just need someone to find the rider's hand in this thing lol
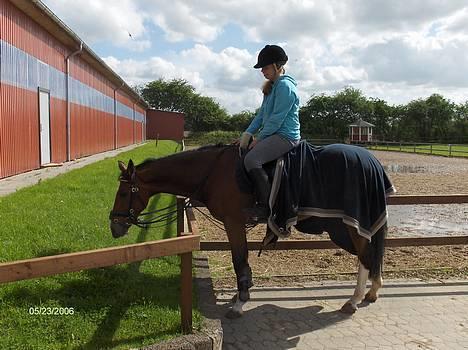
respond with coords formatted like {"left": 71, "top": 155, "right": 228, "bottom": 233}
{"left": 248, "top": 139, "right": 258, "bottom": 149}
{"left": 238, "top": 132, "right": 253, "bottom": 156}
{"left": 239, "top": 132, "right": 253, "bottom": 149}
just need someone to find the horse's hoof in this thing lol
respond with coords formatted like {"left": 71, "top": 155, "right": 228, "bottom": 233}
{"left": 231, "top": 294, "right": 238, "bottom": 303}
{"left": 340, "top": 301, "right": 357, "bottom": 314}
{"left": 364, "top": 292, "right": 378, "bottom": 303}
{"left": 225, "top": 309, "right": 243, "bottom": 319}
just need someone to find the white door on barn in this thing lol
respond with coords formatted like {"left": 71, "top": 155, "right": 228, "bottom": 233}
{"left": 39, "top": 89, "right": 51, "bottom": 165}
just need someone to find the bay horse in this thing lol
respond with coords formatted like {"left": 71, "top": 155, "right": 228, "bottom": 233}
{"left": 109, "top": 144, "right": 389, "bottom": 318}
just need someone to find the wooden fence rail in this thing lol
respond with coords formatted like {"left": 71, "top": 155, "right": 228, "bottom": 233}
{"left": 0, "top": 235, "right": 199, "bottom": 284}
{"left": 387, "top": 194, "right": 468, "bottom": 205}
{"left": 200, "top": 193, "right": 468, "bottom": 251}
{"left": 200, "top": 236, "right": 468, "bottom": 251}
{"left": 363, "top": 141, "right": 468, "bottom": 158}
{"left": 0, "top": 198, "right": 199, "bottom": 334}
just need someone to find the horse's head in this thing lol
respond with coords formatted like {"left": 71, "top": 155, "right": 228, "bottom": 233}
{"left": 109, "top": 159, "right": 151, "bottom": 238}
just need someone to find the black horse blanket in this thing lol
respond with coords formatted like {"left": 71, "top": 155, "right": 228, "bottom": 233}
{"left": 238, "top": 142, "right": 396, "bottom": 249}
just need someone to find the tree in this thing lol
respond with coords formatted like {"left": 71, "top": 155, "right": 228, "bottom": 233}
{"left": 367, "top": 98, "right": 395, "bottom": 141}
{"left": 222, "top": 111, "right": 255, "bottom": 131}
{"left": 451, "top": 102, "right": 468, "bottom": 143}
{"left": 140, "top": 78, "right": 228, "bottom": 131}
{"left": 300, "top": 87, "right": 372, "bottom": 139}
{"left": 426, "top": 94, "right": 454, "bottom": 141}
{"left": 397, "top": 94, "right": 455, "bottom": 142}
{"left": 140, "top": 79, "right": 195, "bottom": 112}
{"left": 187, "top": 95, "right": 229, "bottom": 131}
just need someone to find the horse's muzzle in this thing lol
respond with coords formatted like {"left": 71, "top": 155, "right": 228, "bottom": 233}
{"left": 110, "top": 220, "right": 129, "bottom": 238}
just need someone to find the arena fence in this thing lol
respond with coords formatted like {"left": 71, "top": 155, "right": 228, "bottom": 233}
{"left": 361, "top": 141, "right": 468, "bottom": 158}
{"left": 200, "top": 194, "right": 468, "bottom": 251}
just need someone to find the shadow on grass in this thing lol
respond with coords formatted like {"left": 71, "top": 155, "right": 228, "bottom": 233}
{"left": 82, "top": 194, "right": 179, "bottom": 349}
{"left": 3, "top": 194, "right": 183, "bottom": 349}
{"left": 35, "top": 248, "right": 73, "bottom": 257}
{"left": 4, "top": 267, "right": 181, "bottom": 349}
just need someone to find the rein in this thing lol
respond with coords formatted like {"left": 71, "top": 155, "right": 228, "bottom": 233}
{"left": 110, "top": 146, "right": 232, "bottom": 229}
{"left": 109, "top": 178, "right": 191, "bottom": 229}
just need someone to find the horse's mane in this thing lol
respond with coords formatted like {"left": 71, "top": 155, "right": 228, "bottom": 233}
{"left": 137, "top": 143, "right": 235, "bottom": 170}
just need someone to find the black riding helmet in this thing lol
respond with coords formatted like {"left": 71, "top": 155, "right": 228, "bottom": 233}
{"left": 253, "top": 45, "right": 288, "bottom": 68}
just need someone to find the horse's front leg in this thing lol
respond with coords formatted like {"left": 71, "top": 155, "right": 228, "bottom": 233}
{"left": 223, "top": 216, "right": 252, "bottom": 319}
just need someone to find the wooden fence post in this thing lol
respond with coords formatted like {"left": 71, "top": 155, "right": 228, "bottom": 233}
{"left": 177, "top": 197, "right": 192, "bottom": 334}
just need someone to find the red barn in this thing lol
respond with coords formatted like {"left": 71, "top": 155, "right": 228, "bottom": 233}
{"left": 0, "top": 0, "right": 147, "bottom": 179}
{"left": 146, "top": 109, "right": 185, "bottom": 141}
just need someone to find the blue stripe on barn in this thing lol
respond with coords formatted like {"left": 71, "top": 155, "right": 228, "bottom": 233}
{"left": 1, "top": 39, "right": 141, "bottom": 121}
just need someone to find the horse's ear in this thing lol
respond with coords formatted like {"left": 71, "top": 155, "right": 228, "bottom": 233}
{"left": 128, "top": 159, "right": 136, "bottom": 179}
{"left": 118, "top": 160, "right": 127, "bottom": 173}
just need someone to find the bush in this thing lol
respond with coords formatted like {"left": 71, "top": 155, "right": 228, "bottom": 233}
{"left": 185, "top": 131, "right": 241, "bottom": 146}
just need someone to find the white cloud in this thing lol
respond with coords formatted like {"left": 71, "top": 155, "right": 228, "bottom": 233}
{"left": 139, "top": 0, "right": 228, "bottom": 43}
{"left": 348, "top": 0, "right": 467, "bottom": 32}
{"left": 43, "top": 0, "right": 149, "bottom": 51}
{"left": 357, "top": 36, "right": 468, "bottom": 87}
{"left": 43, "top": 0, "right": 468, "bottom": 113}
{"left": 103, "top": 45, "right": 265, "bottom": 112}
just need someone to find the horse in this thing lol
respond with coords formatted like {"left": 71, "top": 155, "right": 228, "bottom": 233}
{"left": 109, "top": 143, "right": 391, "bottom": 318}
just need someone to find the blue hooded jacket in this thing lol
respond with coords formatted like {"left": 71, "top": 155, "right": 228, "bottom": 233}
{"left": 246, "top": 75, "right": 300, "bottom": 141}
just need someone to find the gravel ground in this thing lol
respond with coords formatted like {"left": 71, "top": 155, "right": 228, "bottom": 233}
{"left": 197, "top": 150, "right": 468, "bottom": 288}
{"left": 373, "top": 150, "right": 468, "bottom": 195}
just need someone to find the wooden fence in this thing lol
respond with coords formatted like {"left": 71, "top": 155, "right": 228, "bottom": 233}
{"left": 363, "top": 141, "right": 468, "bottom": 158}
{"left": 1, "top": 194, "right": 466, "bottom": 334}
{"left": 0, "top": 197, "right": 199, "bottom": 334}
{"left": 200, "top": 194, "right": 468, "bottom": 251}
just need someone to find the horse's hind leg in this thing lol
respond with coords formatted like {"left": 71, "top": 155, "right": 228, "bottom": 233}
{"left": 341, "top": 262, "right": 369, "bottom": 314}
{"left": 341, "top": 226, "right": 370, "bottom": 314}
{"left": 365, "top": 271, "right": 382, "bottom": 303}
{"left": 341, "top": 225, "right": 386, "bottom": 313}
{"left": 365, "top": 224, "right": 387, "bottom": 303}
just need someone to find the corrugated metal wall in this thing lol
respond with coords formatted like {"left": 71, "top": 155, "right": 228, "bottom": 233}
{"left": 135, "top": 105, "right": 146, "bottom": 143}
{"left": 0, "top": 0, "right": 146, "bottom": 178}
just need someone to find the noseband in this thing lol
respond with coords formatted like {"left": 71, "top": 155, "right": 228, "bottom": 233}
{"left": 109, "top": 178, "right": 147, "bottom": 227}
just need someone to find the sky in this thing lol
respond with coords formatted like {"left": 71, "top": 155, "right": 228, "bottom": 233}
{"left": 42, "top": 0, "right": 468, "bottom": 114}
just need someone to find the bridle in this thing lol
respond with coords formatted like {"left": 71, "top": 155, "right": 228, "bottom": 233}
{"left": 109, "top": 174, "right": 192, "bottom": 228}
{"left": 109, "top": 146, "right": 231, "bottom": 230}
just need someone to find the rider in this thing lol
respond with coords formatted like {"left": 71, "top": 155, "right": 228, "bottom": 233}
{"left": 239, "top": 44, "right": 301, "bottom": 220}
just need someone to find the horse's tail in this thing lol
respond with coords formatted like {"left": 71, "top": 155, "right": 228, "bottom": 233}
{"left": 368, "top": 223, "right": 387, "bottom": 279}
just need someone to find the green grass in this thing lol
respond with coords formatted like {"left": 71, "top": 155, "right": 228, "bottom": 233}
{"left": 367, "top": 143, "right": 468, "bottom": 158}
{"left": 0, "top": 140, "right": 202, "bottom": 350}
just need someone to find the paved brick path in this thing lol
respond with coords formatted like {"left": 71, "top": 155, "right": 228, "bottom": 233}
{"left": 214, "top": 279, "right": 468, "bottom": 349}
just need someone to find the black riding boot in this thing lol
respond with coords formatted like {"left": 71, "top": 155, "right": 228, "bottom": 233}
{"left": 245, "top": 168, "right": 271, "bottom": 221}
